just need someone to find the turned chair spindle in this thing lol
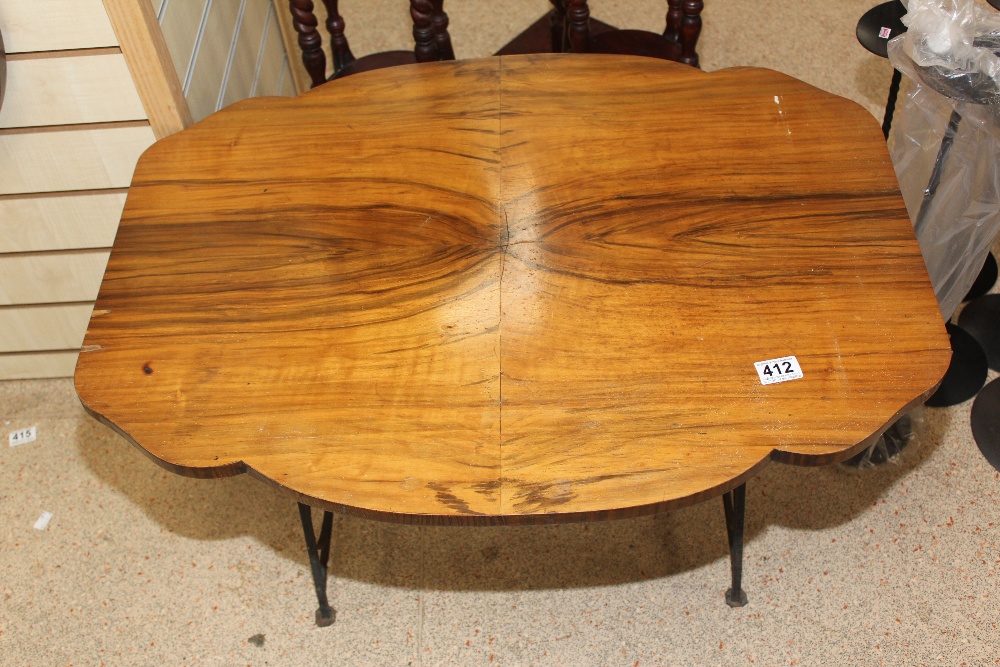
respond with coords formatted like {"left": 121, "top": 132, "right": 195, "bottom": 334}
{"left": 288, "top": 0, "right": 454, "bottom": 87}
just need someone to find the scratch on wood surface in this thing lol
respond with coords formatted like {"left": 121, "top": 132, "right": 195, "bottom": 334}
{"left": 79, "top": 345, "right": 103, "bottom": 353}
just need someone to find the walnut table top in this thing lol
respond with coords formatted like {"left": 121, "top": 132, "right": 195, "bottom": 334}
{"left": 74, "top": 54, "right": 951, "bottom": 525}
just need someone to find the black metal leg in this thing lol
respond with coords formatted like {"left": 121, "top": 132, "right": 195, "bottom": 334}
{"left": 913, "top": 109, "right": 963, "bottom": 238}
{"left": 882, "top": 67, "right": 902, "bottom": 139}
{"left": 298, "top": 502, "right": 336, "bottom": 626}
{"left": 722, "top": 483, "right": 748, "bottom": 607}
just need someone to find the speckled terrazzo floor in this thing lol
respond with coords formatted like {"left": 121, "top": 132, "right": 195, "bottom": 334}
{"left": 3, "top": 1, "right": 1000, "bottom": 665}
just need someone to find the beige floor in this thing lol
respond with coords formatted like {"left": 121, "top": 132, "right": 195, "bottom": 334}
{"left": 4, "top": 1, "right": 1000, "bottom": 665}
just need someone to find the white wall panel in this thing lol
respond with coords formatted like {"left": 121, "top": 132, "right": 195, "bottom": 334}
{"left": 0, "top": 251, "right": 111, "bottom": 305}
{"left": 0, "top": 303, "right": 94, "bottom": 352}
{"left": 0, "top": 125, "right": 155, "bottom": 195}
{"left": 0, "top": 0, "right": 118, "bottom": 53}
{"left": 0, "top": 191, "right": 126, "bottom": 252}
{"left": 0, "top": 55, "right": 146, "bottom": 128}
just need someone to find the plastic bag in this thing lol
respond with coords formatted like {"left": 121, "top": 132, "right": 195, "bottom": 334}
{"left": 886, "top": 0, "right": 1000, "bottom": 319}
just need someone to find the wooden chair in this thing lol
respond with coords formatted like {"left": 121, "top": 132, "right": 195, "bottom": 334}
{"left": 560, "top": 0, "right": 704, "bottom": 67}
{"left": 288, "top": 0, "right": 455, "bottom": 88}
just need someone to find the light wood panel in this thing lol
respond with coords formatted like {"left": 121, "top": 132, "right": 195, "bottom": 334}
{"left": 253, "top": 9, "right": 289, "bottom": 97}
{"left": 0, "top": 54, "right": 146, "bottom": 128}
{"left": 271, "top": 0, "right": 308, "bottom": 94}
{"left": 0, "top": 303, "right": 94, "bottom": 352}
{"left": 184, "top": 0, "right": 242, "bottom": 120}
{"left": 0, "top": 124, "right": 155, "bottom": 195}
{"left": 103, "top": 0, "right": 192, "bottom": 138}
{"left": 0, "top": 191, "right": 126, "bottom": 252}
{"left": 0, "top": 0, "right": 118, "bottom": 53}
{"left": 221, "top": 0, "right": 277, "bottom": 109}
{"left": 0, "top": 251, "right": 110, "bottom": 305}
{"left": 279, "top": 60, "right": 296, "bottom": 97}
{"left": 158, "top": 0, "right": 209, "bottom": 87}
{"left": 0, "top": 351, "right": 79, "bottom": 380}
{"left": 75, "top": 56, "right": 951, "bottom": 524}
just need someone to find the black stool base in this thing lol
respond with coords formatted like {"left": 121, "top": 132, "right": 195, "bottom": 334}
{"left": 963, "top": 252, "right": 998, "bottom": 302}
{"left": 957, "top": 295, "right": 1000, "bottom": 371}
{"left": 843, "top": 414, "right": 912, "bottom": 467}
{"left": 856, "top": 1, "right": 907, "bottom": 58}
{"left": 971, "top": 378, "right": 1000, "bottom": 471}
{"left": 925, "top": 323, "right": 989, "bottom": 407}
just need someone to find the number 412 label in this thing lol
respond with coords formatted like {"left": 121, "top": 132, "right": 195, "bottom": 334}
{"left": 754, "top": 355, "right": 803, "bottom": 385}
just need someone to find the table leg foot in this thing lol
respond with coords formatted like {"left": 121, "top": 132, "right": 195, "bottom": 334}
{"left": 722, "top": 482, "right": 748, "bottom": 608}
{"left": 315, "top": 606, "right": 336, "bottom": 627}
{"left": 298, "top": 502, "right": 336, "bottom": 627}
{"left": 725, "top": 587, "right": 748, "bottom": 607}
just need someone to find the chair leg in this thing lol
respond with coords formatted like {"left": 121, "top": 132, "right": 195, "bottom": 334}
{"left": 679, "top": 0, "right": 703, "bottom": 67}
{"left": 665, "top": 0, "right": 682, "bottom": 42}
{"left": 430, "top": 0, "right": 455, "bottom": 60}
{"left": 298, "top": 502, "right": 336, "bottom": 626}
{"left": 565, "top": 0, "right": 590, "bottom": 53}
{"left": 549, "top": 0, "right": 567, "bottom": 52}
{"left": 321, "top": 0, "right": 356, "bottom": 75}
{"left": 289, "top": 0, "right": 328, "bottom": 88}
{"left": 722, "top": 483, "right": 749, "bottom": 607}
{"left": 411, "top": 0, "right": 442, "bottom": 62}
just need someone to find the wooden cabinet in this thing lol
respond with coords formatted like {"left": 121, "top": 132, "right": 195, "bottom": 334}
{"left": 0, "top": 0, "right": 294, "bottom": 379}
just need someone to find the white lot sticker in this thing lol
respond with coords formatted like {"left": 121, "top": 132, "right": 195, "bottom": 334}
{"left": 754, "top": 355, "right": 803, "bottom": 385}
{"left": 34, "top": 511, "right": 53, "bottom": 531}
{"left": 9, "top": 426, "right": 36, "bottom": 447}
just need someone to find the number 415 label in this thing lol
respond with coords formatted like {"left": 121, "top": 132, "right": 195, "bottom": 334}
{"left": 754, "top": 355, "right": 803, "bottom": 385}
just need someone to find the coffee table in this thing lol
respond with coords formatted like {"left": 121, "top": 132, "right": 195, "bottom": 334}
{"left": 74, "top": 54, "right": 951, "bottom": 626}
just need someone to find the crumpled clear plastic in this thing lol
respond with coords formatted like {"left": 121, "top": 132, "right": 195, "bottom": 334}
{"left": 886, "top": 0, "right": 1000, "bottom": 319}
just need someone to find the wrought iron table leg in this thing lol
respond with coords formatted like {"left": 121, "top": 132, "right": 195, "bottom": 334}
{"left": 298, "top": 502, "right": 335, "bottom": 626}
{"left": 722, "top": 483, "right": 748, "bottom": 607}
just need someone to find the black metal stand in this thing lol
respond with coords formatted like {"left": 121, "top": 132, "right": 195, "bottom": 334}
{"left": 298, "top": 502, "right": 336, "bottom": 627}
{"left": 856, "top": 1, "right": 908, "bottom": 137}
{"left": 721, "top": 483, "right": 748, "bottom": 607}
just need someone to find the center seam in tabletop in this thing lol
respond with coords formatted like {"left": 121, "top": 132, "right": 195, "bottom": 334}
{"left": 497, "top": 56, "right": 506, "bottom": 513}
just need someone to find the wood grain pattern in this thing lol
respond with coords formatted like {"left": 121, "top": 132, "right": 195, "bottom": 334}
{"left": 0, "top": 54, "right": 146, "bottom": 128}
{"left": 75, "top": 55, "right": 951, "bottom": 525}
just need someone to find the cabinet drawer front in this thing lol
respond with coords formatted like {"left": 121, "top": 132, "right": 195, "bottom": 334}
{"left": 0, "top": 0, "right": 118, "bottom": 54}
{"left": 0, "top": 303, "right": 94, "bottom": 353}
{"left": 0, "top": 55, "right": 147, "bottom": 128}
{"left": 0, "top": 125, "right": 155, "bottom": 195}
{"left": 0, "top": 251, "right": 110, "bottom": 305}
